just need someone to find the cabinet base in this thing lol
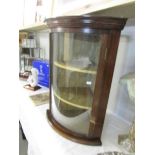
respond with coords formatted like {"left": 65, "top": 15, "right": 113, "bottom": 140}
{"left": 46, "top": 109, "right": 102, "bottom": 146}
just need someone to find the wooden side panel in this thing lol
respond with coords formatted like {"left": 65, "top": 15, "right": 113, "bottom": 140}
{"left": 89, "top": 30, "right": 121, "bottom": 138}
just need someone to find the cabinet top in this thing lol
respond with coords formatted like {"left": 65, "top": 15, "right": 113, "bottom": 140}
{"left": 45, "top": 16, "right": 127, "bottom": 30}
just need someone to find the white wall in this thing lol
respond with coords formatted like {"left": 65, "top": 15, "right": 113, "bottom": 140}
{"left": 18, "top": 0, "right": 25, "bottom": 28}
{"left": 107, "top": 18, "right": 135, "bottom": 123}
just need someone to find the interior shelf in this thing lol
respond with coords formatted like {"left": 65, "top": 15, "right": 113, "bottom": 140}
{"left": 54, "top": 61, "right": 97, "bottom": 75}
{"left": 54, "top": 87, "right": 93, "bottom": 110}
{"left": 21, "top": 55, "right": 37, "bottom": 59}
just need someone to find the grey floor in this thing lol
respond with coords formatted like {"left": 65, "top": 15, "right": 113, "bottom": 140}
{"left": 19, "top": 127, "right": 28, "bottom": 155}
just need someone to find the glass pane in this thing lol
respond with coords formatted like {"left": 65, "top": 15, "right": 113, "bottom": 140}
{"left": 51, "top": 32, "right": 102, "bottom": 135}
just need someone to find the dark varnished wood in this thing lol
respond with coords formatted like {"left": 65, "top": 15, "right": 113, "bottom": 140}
{"left": 88, "top": 33, "right": 110, "bottom": 138}
{"left": 45, "top": 16, "right": 127, "bottom": 30}
{"left": 46, "top": 16, "right": 127, "bottom": 145}
{"left": 50, "top": 27, "right": 109, "bottom": 34}
{"left": 47, "top": 110, "right": 101, "bottom": 145}
{"left": 89, "top": 30, "right": 121, "bottom": 138}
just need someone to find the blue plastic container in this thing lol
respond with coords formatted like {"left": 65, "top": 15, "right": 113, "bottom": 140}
{"left": 32, "top": 60, "right": 50, "bottom": 88}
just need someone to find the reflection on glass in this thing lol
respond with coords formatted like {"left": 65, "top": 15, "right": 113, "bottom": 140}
{"left": 51, "top": 32, "right": 101, "bottom": 135}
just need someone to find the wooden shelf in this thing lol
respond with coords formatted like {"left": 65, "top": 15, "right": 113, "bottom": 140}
{"left": 19, "top": 22, "right": 48, "bottom": 32}
{"left": 62, "top": 0, "right": 135, "bottom": 18}
{"left": 54, "top": 61, "right": 97, "bottom": 75}
{"left": 91, "top": 1, "right": 135, "bottom": 18}
{"left": 19, "top": 0, "right": 134, "bottom": 32}
{"left": 54, "top": 87, "right": 93, "bottom": 110}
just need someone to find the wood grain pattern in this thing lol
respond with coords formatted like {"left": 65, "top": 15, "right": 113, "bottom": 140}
{"left": 89, "top": 30, "right": 121, "bottom": 138}
{"left": 46, "top": 16, "right": 127, "bottom": 145}
{"left": 47, "top": 110, "right": 101, "bottom": 145}
{"left": 45, "top": 16, "right": 127, "bottom": 30}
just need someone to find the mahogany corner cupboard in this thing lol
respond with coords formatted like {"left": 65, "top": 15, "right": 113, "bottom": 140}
{"left": 45, "top": 16, "right": 127, "bottom": 145}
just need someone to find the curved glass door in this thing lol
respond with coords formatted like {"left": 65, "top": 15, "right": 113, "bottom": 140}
{"left": 51, "top": 32, "right": 102, "bottom": 135}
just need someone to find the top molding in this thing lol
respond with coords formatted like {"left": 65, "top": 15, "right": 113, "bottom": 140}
{"left": 45, "top": 16, "right": 127, "bottom": 30}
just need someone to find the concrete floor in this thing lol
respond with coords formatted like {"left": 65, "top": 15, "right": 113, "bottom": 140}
{"left": 19, "top": 127, "right": 28, "bottom": 155}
